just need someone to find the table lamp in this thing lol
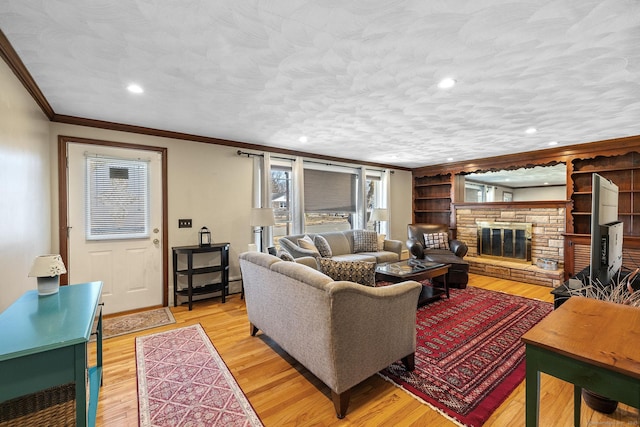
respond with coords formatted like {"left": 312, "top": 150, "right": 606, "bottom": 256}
{"left": 371, "top": 208, "right": 389, "bottom": 233}
{"left": 29, "top": 254, "right": 67, "bottom": 296}
{"left": 250, "top": 208, "right": 276, "bottom": 252}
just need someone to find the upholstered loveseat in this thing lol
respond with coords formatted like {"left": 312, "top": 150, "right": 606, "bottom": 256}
{"left": 238, "top": 251, "right": 421, "bottom": 418}
{"left": 278, "top": 230, "right": 403, "bottom": 266}
{"left": 406, "top": 223, "right": 470, "bottom": 288}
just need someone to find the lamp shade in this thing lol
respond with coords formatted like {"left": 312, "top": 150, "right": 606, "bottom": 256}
{"left": 250, "top": 208, "right": 276, "bottom": 227}
{"left": 29, "top": 254, "right": 66, "bottom": 296}
{"left": 29, "top": 254, "right": 67, "bottom": 277}
{"left": 370, "top": 208, "right": 389, "bottom": 222}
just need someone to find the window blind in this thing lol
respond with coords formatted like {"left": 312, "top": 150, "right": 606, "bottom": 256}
{"left": 304, "top": 169, "right": 357, "bottom": 213}
{"left": 86, "top": 156, "right": 149, "bottom": 240}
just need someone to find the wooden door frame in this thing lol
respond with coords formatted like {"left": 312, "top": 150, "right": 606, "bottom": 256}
{"left": 57, "top": 135, "right": 169, "bottom": 306}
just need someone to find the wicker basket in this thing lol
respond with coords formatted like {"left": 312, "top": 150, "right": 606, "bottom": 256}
{"left": 0, "top": 383, "right": 75, "bottom": 427}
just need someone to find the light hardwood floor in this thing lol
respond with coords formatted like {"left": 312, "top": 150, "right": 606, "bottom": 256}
{"left": 94, "top": 274, "right": 639, "bottom": 426}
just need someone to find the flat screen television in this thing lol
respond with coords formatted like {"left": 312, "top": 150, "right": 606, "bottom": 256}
{"left": 590, "top": 173, "right": 623, "bottom": 285}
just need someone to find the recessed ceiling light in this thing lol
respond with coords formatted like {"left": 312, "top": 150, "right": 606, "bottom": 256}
{"left": 525, "top": 127, "right": 537, "bottom": 134}
{"left": 447, "top": 157, "right": 453, "bottom": 162}
{"left": 298, "top": 136, "right": 308, "bottom": 143}
{"left": 544, "top": 182, "right": 549, "bottom": 185}
{"left": 548, "top": 141, "right": 558, "bottom": 146}
{"left": 438, "top": 78, "right": 456, "bottom": 89}
{"left": 127, "top": 83, "right": 144, "bottom": 94}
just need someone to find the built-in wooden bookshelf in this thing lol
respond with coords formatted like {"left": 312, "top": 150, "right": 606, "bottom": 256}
{"left": 413, "top": 173, "right": 452, "bottom": 225}
{"left": 569, "top": 151, "right": 640, "bottom": 237}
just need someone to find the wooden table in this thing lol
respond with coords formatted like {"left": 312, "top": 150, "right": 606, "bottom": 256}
{"left": 375, "top": 260, "right": 450, "bottom": 306}
{"left": 521, "top": 296, "right": 640, "bottom": 426}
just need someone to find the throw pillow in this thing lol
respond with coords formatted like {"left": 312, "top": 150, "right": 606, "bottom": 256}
{"left": 353, "top": 230, "right": 378, "bottom": 253}
{"left": 377, "top": 233, "right": 386, "bottom": 251}
{"left": 318, "top": 259, "right": 376, "bottom": 287}
{"left": 313, "top": 235, "right": 333, "bottom": 258}
{"left": 423, "top": 232, "right": 450, "bottom": 250}
{"left": 297, "top": 235, "right": 320, "bottom": 257}
{"left": 277, "top": 250, "right": 295, "bottom": 262}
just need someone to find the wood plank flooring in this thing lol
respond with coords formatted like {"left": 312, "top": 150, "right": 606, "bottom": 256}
{"left": 93, "top": 274, "right": 639, "bottom": 426}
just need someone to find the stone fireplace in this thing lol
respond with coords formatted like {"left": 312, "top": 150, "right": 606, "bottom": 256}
{"left": 476, "top": 221, "right": 532, "bottom": 262}
{"left": 455, "top": 202, "right": 568, "bottom": 287}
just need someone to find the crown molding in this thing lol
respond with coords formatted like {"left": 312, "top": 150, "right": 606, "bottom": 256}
{"left": 0, "top": 29, "right": 54, "bottom": 119}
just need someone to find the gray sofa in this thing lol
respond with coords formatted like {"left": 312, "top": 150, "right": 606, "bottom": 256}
{"left": 278, "top": 230, "right": 403, "bottom": 266}
{"left": 238, "top": 251, "right": 421, "bottom": 418}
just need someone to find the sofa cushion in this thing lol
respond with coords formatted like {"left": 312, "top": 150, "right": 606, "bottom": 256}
{"left": 353, "top": 230, "right": 378, "bottom": 253}
{"left": 314, "top": 235, "right": 333, "bottom": 258}
{"left": 330, "top": 253, "right": 378, "bottom": 263}
{"left": 298, "top": 235, "right": 321, "bottom": 257}
{"left": 358, "top": 251, "right": 399, "bottom": 264}
{"left": 320, "top": 232, "right": 352, "bottom": 256}
{"left": 318, "top": 259, "right": 376, "bottom": 287}
{"left": 377, "top": 233, "right": 386, "bottom": 251}
{"left": 423, "top": 232, "right": 450, "bottom": 250}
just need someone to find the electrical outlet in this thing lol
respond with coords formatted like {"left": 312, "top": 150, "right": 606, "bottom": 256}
{"left": 178, "top": 219, "right": 192, "bottom": 228}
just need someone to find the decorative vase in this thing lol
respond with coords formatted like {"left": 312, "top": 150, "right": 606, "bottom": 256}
{"left": 582, "top": 389, "right": 618, "bottom": 414}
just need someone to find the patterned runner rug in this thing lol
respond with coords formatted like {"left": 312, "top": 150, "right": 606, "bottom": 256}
{"left": 136, "top": 324, "right": 263, "bottom": 427}
{"left": 379, "top": 286, "right": 552, "bottom": 427}
{"left": 103, "top": 307, "right": 176, "bottom": 339}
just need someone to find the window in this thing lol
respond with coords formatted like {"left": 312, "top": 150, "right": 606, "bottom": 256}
{"left": 86, "top": 156, "right": 149, "bottom": 240}
{"left": 303, "top": 164, "right": 358, "bottom": 233}
{"left": 271, "top": 161, "right": 294, "bottom": 247}
{"left": 365, "top": 171, "right": 385, "bottom": 232}
{"left": 264, "top": 156, "right": 389, "bottom": 245}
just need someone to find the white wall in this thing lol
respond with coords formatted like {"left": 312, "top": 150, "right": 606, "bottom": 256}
{"left": 389, "top": 170, "right": 412, "bottom": 240}
{"left": 0, "top": 60, "right": 52, "bottom": 311}
{"left": 50, "top": 124, "right": 255, "bottom": 297}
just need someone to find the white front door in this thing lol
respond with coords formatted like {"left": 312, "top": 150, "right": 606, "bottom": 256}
{"left": 67, "top": 143, "right": 163, "bottom": 314}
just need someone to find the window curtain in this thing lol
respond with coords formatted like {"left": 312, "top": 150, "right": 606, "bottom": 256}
{"left": 291, "top": 157, "right": 305, "bottom": 234}
{"left": 252, "top": 153, "right": 273, "bottom": 250}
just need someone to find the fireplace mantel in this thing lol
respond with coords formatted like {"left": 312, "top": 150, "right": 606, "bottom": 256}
{"left": 454, "top": 200, "right": 571, "bottom": 210}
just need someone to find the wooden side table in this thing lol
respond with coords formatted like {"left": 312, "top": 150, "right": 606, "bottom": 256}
{"left": 172, "top": 243, "right": 230, "bottom": 310}
{"left": 0, "top": 281, "right": 103, "bottom": 427}
{"left": 522, "top": 296, "right": 640, "bottom": 426}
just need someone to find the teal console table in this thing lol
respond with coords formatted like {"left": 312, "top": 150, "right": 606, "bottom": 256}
{"left": 0, "top": 281, "right": 103, "bottom": 427}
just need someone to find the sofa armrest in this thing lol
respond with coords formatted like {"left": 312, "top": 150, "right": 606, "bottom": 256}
{"left": 279, "top": 238, "right": 320, "bottom": 259}
{"left": 450, "top": 239, "right": 468, "bottom": 257}
{"left": 383, "top": 239, "right": 403, "bottom": 256}
{"left": 406, "top": 238, "right": 424, "bottom": 259}
{"left": 328, "top": 280, "right": 422, "bottom": 392}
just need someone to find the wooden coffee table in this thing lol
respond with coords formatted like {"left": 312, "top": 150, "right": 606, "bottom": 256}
{"left": 375, "top": 260, "right": 450, "bottom": 306}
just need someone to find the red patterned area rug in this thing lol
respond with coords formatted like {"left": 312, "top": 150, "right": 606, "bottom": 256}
{"left": 136, "top": 324, "right": 263, "bottom": 427}
{"left": 379, "top": 286, "right": 552, "bottom": 427}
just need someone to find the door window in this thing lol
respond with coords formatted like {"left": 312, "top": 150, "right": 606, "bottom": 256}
{"left": 86, "top": 156, "right": 149, "bottom": 240}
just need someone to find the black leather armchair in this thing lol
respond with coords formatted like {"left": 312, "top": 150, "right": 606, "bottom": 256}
{"left": 406, "top": 224, "right": 469, "bottom": 288}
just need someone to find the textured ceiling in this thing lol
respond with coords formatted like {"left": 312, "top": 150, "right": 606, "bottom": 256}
{"left": 1, "top": 1, "right": 639, "bottom": 169}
